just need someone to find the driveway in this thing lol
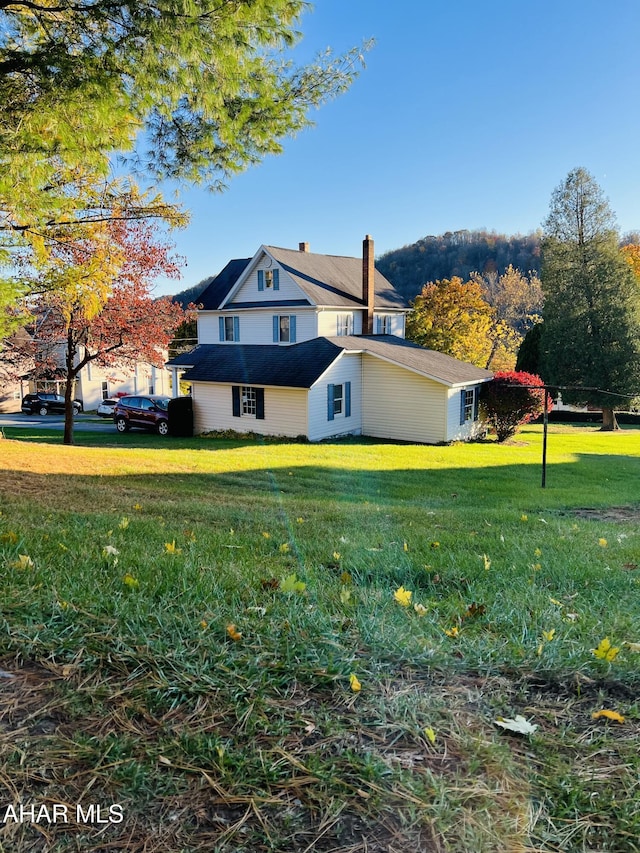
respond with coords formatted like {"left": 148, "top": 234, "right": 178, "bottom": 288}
{"left": 0, "top": 412, "right": 115, "bottom": 433}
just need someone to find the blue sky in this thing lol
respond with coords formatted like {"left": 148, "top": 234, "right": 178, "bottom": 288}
{"left": 153, "top": 0, "right": 640, "bottom": 295}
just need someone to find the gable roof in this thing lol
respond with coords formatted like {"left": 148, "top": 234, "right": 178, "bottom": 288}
{"left": 197, "top": 258, "right": 251, "bottom": 310}
{"left": 261, "top": 245, "right": 408, "bottom": 310}
{"left": 198, "top": 245, "right": 408, "bottom": 311}
{"left": 170, "top": 336, "right": 492, "bottom": 389}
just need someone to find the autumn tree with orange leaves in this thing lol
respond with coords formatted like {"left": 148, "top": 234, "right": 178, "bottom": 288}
{"left": 17, "top": 217, "right": 186, "bottom": 444}
{"left": 405, "top": 276, "right": 494, "bottom": 367}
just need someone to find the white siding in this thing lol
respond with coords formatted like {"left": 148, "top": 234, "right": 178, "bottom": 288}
{"left": 192, "top": 382, "right": 308, "bottom": 437}
{"left": 307, "top": 353, "right": 362, "bottom": 441}
{"left": 198, "top": 310, "right": 318, "bottom": 345}
{"left": 76, "top": 361, "right": 170, "bottom": 410}
{"left": 446, "top": 386, "right": 485, "bottom": 441}
{"left": 230, "top": 254, "right": 309, "bottom": 304}
{"left": 317, "top": 311, "right": 362, "bottom": 337}
{"left": 373, "top": 312, "right": 405, "bottom": 338}
{"left": 361, "top": 356, "right": 447, "bottom": 444}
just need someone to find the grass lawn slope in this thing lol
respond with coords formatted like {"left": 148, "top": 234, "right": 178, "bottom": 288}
{"left": 1, "top": 425, "right": 640, "bottom": 852}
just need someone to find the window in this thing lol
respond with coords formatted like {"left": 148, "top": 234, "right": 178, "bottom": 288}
{"left": 327, "top": 382, "right": 351, "bottom": 421}
{"left": 460, "top": 388, "right": 477, "bottom": 424}
{"left": 273, "top": 315, "right": 296, "bottom": 343}
{"left": 333, "top": 384, "right": 343, "bottom": 415}
{"left": 241, "top": 386, "right": 256, "bottom": 416}
{"left": 101, "top": 381, "right": 109, "bottom": 401}
{"left": 336, "top": 314, "right": 353, "bottom": 336}
{"left": 232, "top": 386, "right": 265, "bottom": 419}
{"left": 258, "top": 269, "right": 280, "bottom": 291}
{"left": 219, "top": 316, "right": 239, "bottom": 342}
{"left": 376, "top": 315, "right": 392, "bottom": 334}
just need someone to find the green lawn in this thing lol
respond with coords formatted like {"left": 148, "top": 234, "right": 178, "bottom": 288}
{"left": 1, "top": 425, "right": 640, "bottom": 852}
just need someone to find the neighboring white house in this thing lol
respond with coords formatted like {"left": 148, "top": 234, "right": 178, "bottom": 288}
{"left": 19, "top": 352, "right": 171, "bottom": 412}
{"left": 168, "top": 237, "right": 493, "bottom": 444}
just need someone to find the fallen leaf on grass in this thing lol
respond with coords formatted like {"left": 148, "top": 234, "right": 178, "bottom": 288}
{"left": 226, "top": 624, "right": 242, "bottom": 641}
{"left": 495, "top": 715, "right": 538, "bottom": 735}
{"left": 424, "top": 727, "right": 436, "bottom": 745}
{"left": 349, "top": 673, "right": 361, "bottom": 692}
{"left": 11, "top": 554, "right": 34, "bottom": 570}
{"left": 591, "top": 637, "right": 620, "bottom": 662}
{"left": 280, "top": 573, "right": 306, "bottom": 594}
{"left": 164, "top": 540, "right": 182, "bottom": 554}
{"left": 592, "top": 709, "right": 625, "bottom": 723}
{"left": 462, "top": 601, "right": 486, "bottom": 620}
{"left": 393, "top": 586, "right": 412, "bottom": 607}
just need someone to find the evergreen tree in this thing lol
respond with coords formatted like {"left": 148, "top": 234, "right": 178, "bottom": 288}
{"left": 540, "top": 168, "right": 640, "bottom": 429}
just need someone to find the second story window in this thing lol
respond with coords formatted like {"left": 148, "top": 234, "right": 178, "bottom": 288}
{"left": 219, "top": 316, "right": 239, "bottom": 342}
{"left": 376, "top": 314, "right": 392, "bottom": 334}
{"left": 336, "top": 314, "right": 353, "bottom": 336}
{"left": 273, "top": 315, "right": 297, "bottom": 343}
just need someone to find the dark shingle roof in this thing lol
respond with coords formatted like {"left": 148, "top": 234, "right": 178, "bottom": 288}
{"left": 194, "top": 246, "right": 407, "bottom": 311}
{"left": 178, "top": 339, "right": 344, "bottom": 388}
{"left": 197, "top": 259, "right": 251, "bottom": 310}
{"left": 170, "top": 336, "right": 492, "bottom": 389}
{"left": 265, "top": 245, "right": 407, "bottom": 310}
{"left": 327, "top": 335, "right": 493, "bottom": 386}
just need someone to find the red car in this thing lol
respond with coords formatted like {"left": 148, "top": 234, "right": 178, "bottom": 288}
{"left": 113, "top": 395, "right": 171, "bottom": 435}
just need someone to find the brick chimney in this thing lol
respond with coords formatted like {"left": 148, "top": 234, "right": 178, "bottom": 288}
{"left": 362, "top": 234, "right": 375, "bottom": 335}
{"left": 298, "top": 242, "right": 309, "bottom": 253}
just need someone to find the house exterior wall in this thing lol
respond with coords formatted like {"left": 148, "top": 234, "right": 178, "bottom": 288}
{"left": 197, "top": 310, "right": 318, "bottom": 345}
{"left": 445, "top": 385, "right": 485, "bottom": 441}
{"left": 361, "top": 356, "right": 447, "bottom": 444}
{"left": 316, "top": 311, "right": 362, "bottom": 337}
{"left": 230, "top": 254, "right": 309, "bottom": 305}
{"left": 307, "top": 353, "right": 362, "bottom": 441}
{"left": 192, "top": 382, "right": 308, "bottom": 437}
{"left": 372, "top": 312, "right": 406, "bottom": 337}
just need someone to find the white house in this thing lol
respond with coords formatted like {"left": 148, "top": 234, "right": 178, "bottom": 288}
{"left": 168, "top": 237, "right": 492, "bottom": 444}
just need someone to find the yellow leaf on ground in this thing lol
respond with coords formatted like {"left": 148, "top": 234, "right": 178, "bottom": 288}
{"left": 592, "top": 709, "right": 625, "bottom": 723}
{"left": 226, "top": 624, "right": 242, "bottom": 641}
{"left": 349, "top": 673, "right": 361, "bottom": 692}
{"left": 591, "top": 638, "right": 620, "bottom": 662}
{"left": 394, "top": 586, "right": 412, "bottom": 606}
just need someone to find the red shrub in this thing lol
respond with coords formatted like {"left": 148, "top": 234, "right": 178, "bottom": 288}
{"left": 480, "top": 371, "right": 551, "bottom": 442}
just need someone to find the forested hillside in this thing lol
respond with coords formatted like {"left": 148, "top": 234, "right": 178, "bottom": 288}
{"left": 376, "top": 230, "right": 541, "bottom": 303}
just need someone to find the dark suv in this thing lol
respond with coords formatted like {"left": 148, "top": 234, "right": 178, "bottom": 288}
{"left": 22, "top": 393, "right": 82, "bottom": 416}
{"left": 113, "top": 395, "right": 171, "bottom": 435}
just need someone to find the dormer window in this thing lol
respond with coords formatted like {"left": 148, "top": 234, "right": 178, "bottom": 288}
{"left": 265, "top": 270, "right": 274, "bottom": 288}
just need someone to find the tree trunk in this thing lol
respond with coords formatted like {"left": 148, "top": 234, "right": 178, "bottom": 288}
{"left": 63, "top": 329, "right": 76, "bottom": 445}
{"left": 601, "top": 407, "right": 619, "bottom": 431}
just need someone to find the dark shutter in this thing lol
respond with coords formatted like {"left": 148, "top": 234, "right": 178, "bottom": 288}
{"left": 290, "top": 315, "right": 296, "bottom": 343}
{"left": 327, "top": 384, "right": 335, "bottom": 421}
{"left": 219, "top": 317, "right": 225, "bottom": 341}
{"left": 273, "top": 316, "right": 279, "bottom": 342}
{"left": 345, "top": 381, "right": 351, "bottom": 418}
{"left": 232, "top": 386, "right": 241, "bottom": 417}
{"left": 273, "top": 269, "right": 279, "bottom": 290}
{"left": 258, "top": 270, "right": 265, "bottom": 291}
{"left": 233, "top": 316, "right": 240, "bottom": 342}
{"left": 473, "top": 387, "right": 479, "bottom": 421}
{"left": 460, "top": 389, "right": 466, "bottom": 425}
{"left": 256, "top": 388, "right": 265, "bottom": 420}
